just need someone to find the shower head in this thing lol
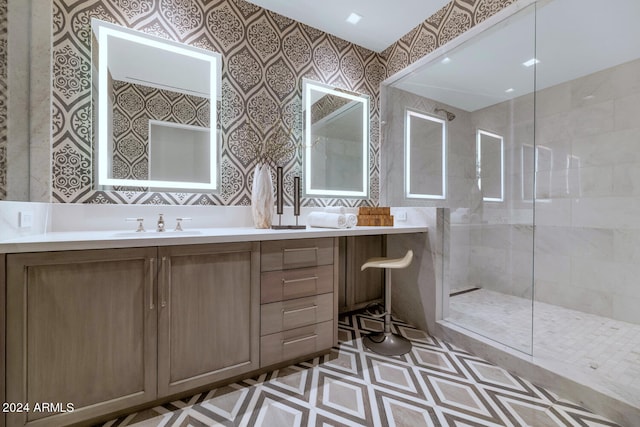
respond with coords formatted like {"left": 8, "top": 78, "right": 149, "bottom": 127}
{"left": 434, "top": 107, "right": 456, "bottom": 121}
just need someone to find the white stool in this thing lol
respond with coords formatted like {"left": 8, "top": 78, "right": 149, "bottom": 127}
{"left": 361, "top": 250, "right": 413, "bottom": 356}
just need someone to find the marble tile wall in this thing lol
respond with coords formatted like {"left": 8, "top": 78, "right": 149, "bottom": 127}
{"left": 444, "top": 59, "right": 640, "bottom": 325}
{"left": 381, "top": 86, "right": 476, "bottom": 209}
{"left": 533, "top": 58, "right": 640, "bottom": 325}
{"left": 0, "top": 201, "right": 50, "bottom": 241}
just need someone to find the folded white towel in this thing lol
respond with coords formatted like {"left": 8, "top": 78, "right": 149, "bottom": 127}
{"left": 346, "top": 213, "right": 357, "bottom": 228}
{"left": 307, "top": 212, "right": 347, "bottom": 229}
{"left": 324, "top": 206, "right": 346, "bottom": 214}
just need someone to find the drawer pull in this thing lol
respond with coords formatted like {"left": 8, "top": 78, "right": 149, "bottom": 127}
{"left": 282, "top": 305, "right": 317, "bottom": 315}
{"left": 282, "top": 276, "right": 318, "bottom": 285}
{"left": 283, "top": 334, "right": 318, "bottom": 346}
{"left": 283, "top": 247, "right": 319, "bottom": 253}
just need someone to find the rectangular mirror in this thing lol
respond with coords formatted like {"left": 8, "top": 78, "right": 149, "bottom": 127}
{"left": 303, "top": 79, "right": 369, "bottom": 198}
{"left": 405, "top": 109, "right": 446, "bottom": 199}
{"left": 91, "top": 19, "right": 221, "bottom": 192}
{"left": 477, "top": 129, "right": 504, "bottom": 202}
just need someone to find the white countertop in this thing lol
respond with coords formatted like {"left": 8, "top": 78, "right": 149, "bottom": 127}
{"left": 0, "top": 225, "right": 428, "bottom": 253}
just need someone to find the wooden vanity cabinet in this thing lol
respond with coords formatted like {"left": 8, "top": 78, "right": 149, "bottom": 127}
{"left": 5, "top": 242, "right": 260, "bottom": 427}
{"left": 339, "top": 235, "right": 385, "bottom": 313}
{"left": 259, "top": 238, "right": 339, "bottom": 367}
{"left": 3, "top": 238, "right": 335, "bottom": 426}
{"left": 6, "top": 248, "right": 158, "bottom": 427}
{"left": 157, "top": 242, "right": 260, "bottom": 396}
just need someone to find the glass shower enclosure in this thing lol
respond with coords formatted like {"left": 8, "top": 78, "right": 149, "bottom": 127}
{"left": 383, "top": 0, "right": 640, "bottom": 411}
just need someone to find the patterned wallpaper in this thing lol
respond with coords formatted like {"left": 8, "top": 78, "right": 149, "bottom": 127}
{"left": 52, "top": 0, "right": 382, "bottom": 206}
{"left": 381, "top": 0, "right": 517, "bottom": 75}
{"left": 0, "top": 0, "right": 6, "bottom": 201}
{"left": 50, "top": 0, "right": 515, "bottom": 206}
{"left": 111, "top": 80, "right": 209, "bottom": 184}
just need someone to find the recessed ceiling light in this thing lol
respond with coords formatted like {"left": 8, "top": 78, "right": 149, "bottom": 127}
{"left": 522, "top": 58, "right": 540, "bottom": 67}
{"left": 346, "top": 12, "right": 362, "bottom": 25}
{"left": 505, "top": 88, "right": 515, "bottom": 93}
{"left": 441, "top": 57, "right": 451, "bottom": 64}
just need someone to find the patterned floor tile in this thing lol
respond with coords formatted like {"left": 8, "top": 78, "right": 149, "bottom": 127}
{"left": 98, "top": 311, "right": 622, "bottom": 427}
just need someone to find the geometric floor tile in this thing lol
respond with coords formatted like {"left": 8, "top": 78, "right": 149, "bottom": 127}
{"left": 98, "top": 310, "right": 622, "bottom": 427}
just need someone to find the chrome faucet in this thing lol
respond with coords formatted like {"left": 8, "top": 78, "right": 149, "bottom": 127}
{"left": 157, "top": 214, "right": 165, "bottom": 232}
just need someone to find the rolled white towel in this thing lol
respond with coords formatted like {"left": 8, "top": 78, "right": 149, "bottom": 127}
{"left": 346, "top": 213, "right": 357, "bottom": 228}
{"left": 307, "top": 212, "right": 347, "bottom": 229}
{"left": 324, "top": 206, "right": 346, "bottom": 214}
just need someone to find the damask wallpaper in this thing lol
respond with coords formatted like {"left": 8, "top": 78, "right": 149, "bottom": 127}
{"left": 51, "top": 0, "right": 515, "bottom": 206}
{"left": 0, "top": 0, "right": 6, "bottom": 201}
{"left": 111, "top": 80, "right": 210, "bottom": 184}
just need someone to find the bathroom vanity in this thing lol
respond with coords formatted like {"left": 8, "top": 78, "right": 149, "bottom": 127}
{"left": 0, "top": 224, "right": 426, "bottom": 427}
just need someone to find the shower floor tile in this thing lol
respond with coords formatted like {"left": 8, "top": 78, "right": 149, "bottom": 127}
{"left": 98, "top": 311, "right": 621, "bottom": 427}
{"left": 448, "top": 288, "right": 640, "bottom": 407}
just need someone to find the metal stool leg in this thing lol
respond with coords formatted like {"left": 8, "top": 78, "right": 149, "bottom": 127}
{"left": 363, "top": 268, "right": 412, "bottom": 356}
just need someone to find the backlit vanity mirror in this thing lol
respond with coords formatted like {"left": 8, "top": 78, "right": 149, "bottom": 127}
{"left": 91, "top": 19, "right": 221, "bottom": 192}
{"left": 405, "top": 109, "right": 446, "bottom": 199}
{"left": 303, "top": 79, "right": 369, "bottom": 198}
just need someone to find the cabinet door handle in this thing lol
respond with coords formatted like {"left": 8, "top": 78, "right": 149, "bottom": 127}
{"left": 282, "top": 305, "right": 317, "bottom": 315}
{"left": 282, "top": 276, "right": 318, "bottom": 285}
{"left": 148, "top": 258, "right": 155, "bottom": 310}
{"left": 161, "top": 256, "right": 168, "bottom": 308}
{"left": 282, "top": 334, "right": 317, "bottom": 346}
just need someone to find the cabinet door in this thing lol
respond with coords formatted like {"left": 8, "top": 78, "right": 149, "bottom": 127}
{"left": 341, "top": 235, "right": 385, "bottom": 313}
{"left": 6, "top": 248, "right": 158, "bottom": 427}
{"left": 157, "top": 242, "right": 260, "bottom": 396}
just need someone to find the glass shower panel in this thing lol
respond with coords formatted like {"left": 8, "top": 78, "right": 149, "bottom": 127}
{"left": 445, "top": 5, "right": 537, "bottom": 354}
{"left": 533, "top": 0, "right": 640, "bottom": 406}
{"left": 386, "top": 3, "right": 537, "bottom": 353}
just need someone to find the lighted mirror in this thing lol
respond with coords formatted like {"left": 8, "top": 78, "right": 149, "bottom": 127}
{"left": 303, "top": 79, "right": 369, "bottom": 198}
{"left": 477, "top": 130, "right": 504, "bottom": 202}
{"left": 405, "top": 109, "right": 446, "bottom": 199}
{"left": 91, "top": 19, "right": 221, "bottom": 191}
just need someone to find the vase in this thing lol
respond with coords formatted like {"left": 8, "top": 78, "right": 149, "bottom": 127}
{"left": 251, "top": 163, "right": 274, "bottom": 228}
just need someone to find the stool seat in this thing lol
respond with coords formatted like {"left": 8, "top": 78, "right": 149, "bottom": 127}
{"left": 361, "top": 250, "right": 413, "bottom": 357}
{"left": 361, "top": 250, "right": 413, "bottom": 271}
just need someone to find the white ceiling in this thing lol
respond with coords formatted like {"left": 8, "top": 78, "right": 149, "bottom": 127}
{"left": 394, "top": 0, "right": 640, "bottom": 111}
{"left": 244, "top": 0, "right": 451, "bottom": 53}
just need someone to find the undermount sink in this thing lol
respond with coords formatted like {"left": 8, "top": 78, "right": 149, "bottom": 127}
{"left": 111, "top": 230, "right": 203, "bottom": 238}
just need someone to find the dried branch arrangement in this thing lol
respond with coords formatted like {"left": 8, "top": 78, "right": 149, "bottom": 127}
{"left": 247, "top": 116, "right": 300, "bottom": 169}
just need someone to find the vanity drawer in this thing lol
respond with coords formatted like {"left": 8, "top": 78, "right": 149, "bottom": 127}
{"left": 261, "top": 238, "right": 334, "bottom": 272}
{"left": 261, "top": 265, "right": 334, "bottom": 303}
{"left": 261, "top": 293, "right": 333, "bottom": 336}
{"left": 260, "top": 320, "right": 334, "bottom": 367}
